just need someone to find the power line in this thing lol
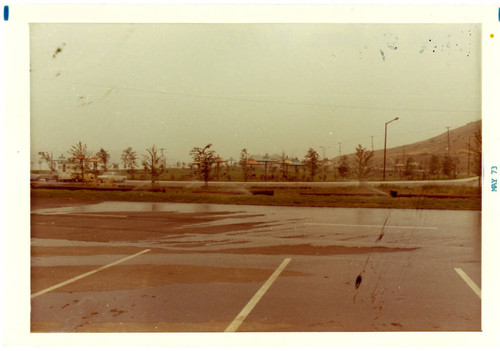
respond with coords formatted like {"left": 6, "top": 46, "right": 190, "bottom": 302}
{"left": 31, "top": 74, "right": 481, "bottom": 114}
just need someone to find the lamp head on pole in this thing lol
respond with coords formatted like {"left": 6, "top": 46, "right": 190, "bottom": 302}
{"left": 386, "top": 117, "right": 400, "bottom": 126}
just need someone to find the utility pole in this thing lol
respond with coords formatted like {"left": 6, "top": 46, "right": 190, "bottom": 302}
{"left": 370, "top": 136, "right": 374, "bottom": 151}
{"left": 446, "top": 126, "right": 451, "bottom": 155}
{"left": 338, "top": 142, "right": 342, "bottom": 157}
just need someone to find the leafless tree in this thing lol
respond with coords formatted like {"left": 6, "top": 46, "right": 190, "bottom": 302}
{"left": 471, "top": 128, "right": 482, "bottom": 188}
{"left": 442, "top": 155, "right": 458, "bottom": 179}
{"left": 38, "top": 151, "right": 55, "bottom": 172}
{"left": 279, "top": 152, "right": 289, "bottom": 180}
{"left": 354, "top": 144, "right": 374, "bottom": 181}
{"left": 68, "top": 141, "right": 91, "bottom": 181}
{"left": 96, "top": 148, "right": 111, "bottom": 171}
{"left": 239, "top": 148, "right": 251, "bottom": 182}
{"left": 190, "top": 144, "right": 216, "bottom": 188}
{"left": 142, "top": 145, "right": 166, "bottom": 186}
{"left": 337, "top": 155, "right": 350, "bottom": 180}
{"left": 121, "top": 147, "right": 138, "bottom": 179}
{"left": 303, "top": 148, "right": 320, "bottom": 181}
{"left": 428, "top": 154, "right": 440, "bottom": 179}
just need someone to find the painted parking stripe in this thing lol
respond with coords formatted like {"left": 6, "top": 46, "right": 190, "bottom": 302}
{"left": 31, "top": 249, "right": 150, "bottom": 299}
{"left": 225, "top": 258, "right": 291, "bottom": 333}
{"left": 454, "top": 268, "right": 481, "bottom": 299}
{"left": 304, "top": 223, "right": 438, "bottom": 230}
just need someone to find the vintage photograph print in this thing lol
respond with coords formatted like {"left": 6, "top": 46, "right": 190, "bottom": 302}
{"left": 29, "top": 22, "right": 481, "bottom": 334}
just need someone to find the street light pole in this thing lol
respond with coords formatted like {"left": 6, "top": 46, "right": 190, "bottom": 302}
{"left": 383, "top": 117, "right": 399, "bottom": 181}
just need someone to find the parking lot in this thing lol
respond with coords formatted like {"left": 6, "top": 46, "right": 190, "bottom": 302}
{"left": 30, "top": 198, "right": 481, "bottom": 333}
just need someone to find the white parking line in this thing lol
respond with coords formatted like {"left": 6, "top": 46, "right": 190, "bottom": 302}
{"left": 31, "top": 249, "right": 150, "bottom": 299}
{"left": 225, "top": 258, "right": 291, "bottom": 333}
{"left": 454, "top": 268, "right": 481, "bottom": 299}
{"left": 304, "top": 223, "right": 438, "bottom": 230}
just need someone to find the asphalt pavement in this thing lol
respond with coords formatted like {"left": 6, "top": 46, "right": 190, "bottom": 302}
{"left": 30, "top": 200, "right": 481, "bottom": 334}
{"left": 123, "top": 176, "right": 480, "bottom": 188}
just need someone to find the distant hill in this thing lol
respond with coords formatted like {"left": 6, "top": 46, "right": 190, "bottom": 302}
{"left": 336, "top": 120, "right": 481, "bottom": 174}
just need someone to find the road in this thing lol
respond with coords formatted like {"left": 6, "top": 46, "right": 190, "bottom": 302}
{"left": 32, "top": 176, "right": 480, "bottom": 189}
{"left": 30, "top": 199, "right": 481, "bottom": 333}
{"left": 122, "top": 176, "right": 480, "bottom": 188}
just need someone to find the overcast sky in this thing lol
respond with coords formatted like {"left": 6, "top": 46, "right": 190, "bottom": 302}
{"left": 30, "top": 23, "right": 481, "bottom": 166}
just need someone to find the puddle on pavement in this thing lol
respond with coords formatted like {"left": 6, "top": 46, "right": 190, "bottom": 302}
{"left": 30, "top": 201, "right": 475, "bottom": 252}
{"left": 31, "top": 201, "right": 431, "bottom": 227}
{"left": 32, "top": 201, "right": 250, "bottom": 215}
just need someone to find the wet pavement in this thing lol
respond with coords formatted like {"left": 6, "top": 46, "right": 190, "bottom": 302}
{"left": 30, "top": 200, "right": 481, "bottom": 332}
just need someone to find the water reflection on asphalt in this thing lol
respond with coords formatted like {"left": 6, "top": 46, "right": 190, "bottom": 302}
{"left": 31, "top": 201, "right": 481, "bottom": 254}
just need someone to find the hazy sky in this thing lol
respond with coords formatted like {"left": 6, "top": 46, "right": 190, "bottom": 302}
{"left": 30, "top": 23, "right": 481, "bottom": 166}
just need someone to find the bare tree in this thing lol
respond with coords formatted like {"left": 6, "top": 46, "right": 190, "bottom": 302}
{"left": 471, "top": 128, "right": 482, "bottom": 188}
{"left": 68, "top": 141, "right": 91, "bottom": 181}
{"left": 428, "top": 154, "right": 440, "bottom": 179}
{"left": 38, "top": 152, "right": 55, "bottom": 172}
{"left": 442, "top": 155, "right": 458, "bottom": 179}
{"left": 279, "top": 152, "right": 289, "bottom": 180}
{"left": 142, "top": 145, "right": 166, "bottom": 186}
{"left": 96, "top": 148, "right": 111, "bottom": 171}
{"left": 239, "top": 148, "right": 251, "bottom": 182}
{"left": 121, "top": 147, "right": 138, "bottom": 179}
{"left": 354, "top": 144, "right": 374, "bottom": 181}
{"left": 303, "top": 148, "right": 320, "bottom": 181}
{"left": 190, "top": 144, "right": 216, "bottom": 188}
{"left": 337, "top": 155, "right": 350, "bottom": 180}
{"left": 404, "top": 157, "right": 415, "bottom": 179}
{"left": 214, "top": 156, "right": 224, "bottom": 181}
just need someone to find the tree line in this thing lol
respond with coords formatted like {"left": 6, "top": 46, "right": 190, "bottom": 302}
{"left": 37, "top": 129, "right": 481, "bottom": 187}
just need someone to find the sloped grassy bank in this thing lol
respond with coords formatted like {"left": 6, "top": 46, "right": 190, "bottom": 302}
{"left": 30, "top": 184, "right": 481, "bottom": 211}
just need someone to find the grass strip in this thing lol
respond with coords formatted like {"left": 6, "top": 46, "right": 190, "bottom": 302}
{"left": 31, "top": 185, "right": 481, "bottom": 211}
